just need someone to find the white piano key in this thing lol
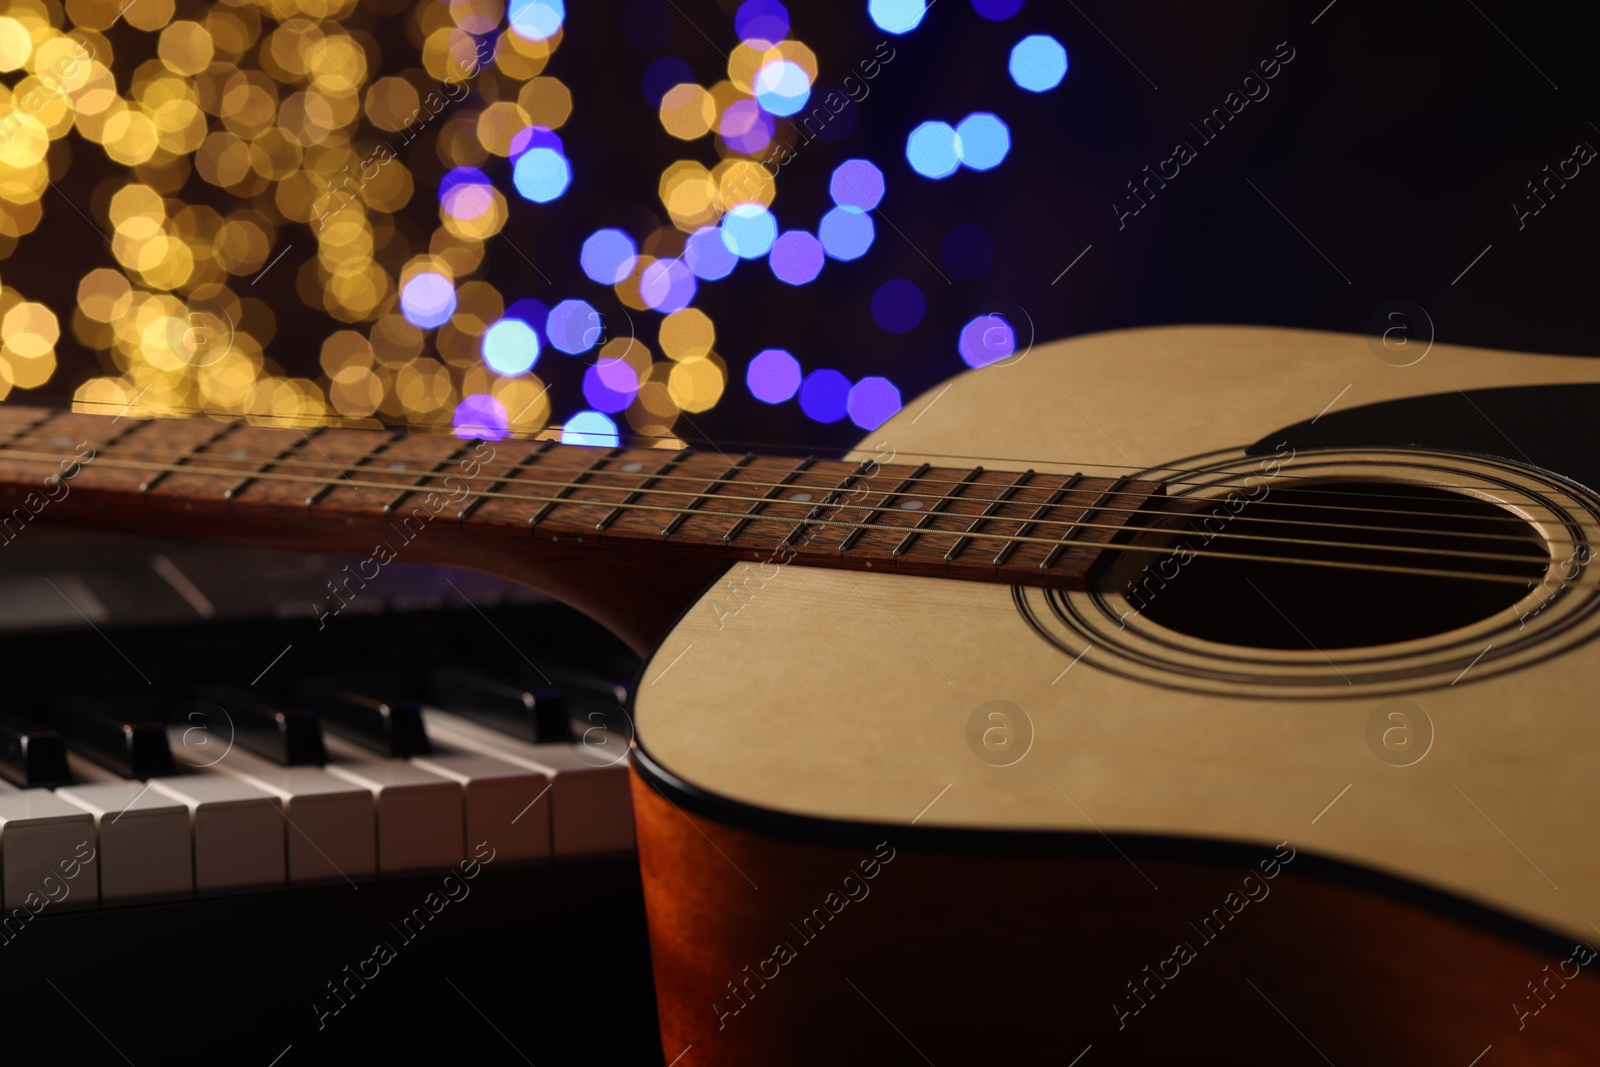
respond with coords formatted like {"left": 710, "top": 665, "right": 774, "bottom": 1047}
{"left": 422, "top": 708, "right": 635, "bottom": 857}
{"left": 193, "top": 743, "right": 375, "bottom": 887}
{"left": 320, "top": 733, "right": 464, "bottom": 876}
{"left": 56, "top": 781, "right": 192, "bottom": 904}
{"left": 0, "top": 786, "right": 100, "bottom": 912}
{"left": 407, "top": 750, "right": 552, "bottom": 863}
{"left": 149, "top": 775, "right": 285, "bottom": 895}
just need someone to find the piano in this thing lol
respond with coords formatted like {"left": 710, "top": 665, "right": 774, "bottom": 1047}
{"left": 0, "top": 527, "right": 662, "bottom": 1065}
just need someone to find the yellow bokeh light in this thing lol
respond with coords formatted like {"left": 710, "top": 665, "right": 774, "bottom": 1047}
{"left": 658, "top": 83, "right": 715, "bottom": 141}
{"left": 667, "top": 353, "right": 727, "bottom": 413}
{"left": 0, "top": 18, "right": 32, "bottom": 73}
{"left": 517, "top": 77, "right": 572, "bottom": 129}
{"left": 158, "top": 21, "right": 215, "bottom": 77}
{"left": 659, "top": 308, "right": 715, "bottom": 361}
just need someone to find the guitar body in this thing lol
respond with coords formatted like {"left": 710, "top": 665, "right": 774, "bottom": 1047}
{"left": 630, "top": 326, "right": 1600, "bottom": 1064}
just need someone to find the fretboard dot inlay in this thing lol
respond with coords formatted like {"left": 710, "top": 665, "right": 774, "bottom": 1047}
{"left": 789, "top": 492, "right": 814, "bottom": 502}
{"left": 898, "top": 500, "right": 926, "bottom": 510}
{"left": 387, "top": 462, "right": 408, "bottom": 471}
{"left": 620, "top": 461, "right": 645, "bottom": 473}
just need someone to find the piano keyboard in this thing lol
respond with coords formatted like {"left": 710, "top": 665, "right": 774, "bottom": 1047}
{"left": 0, "top": 529, "right": 662, "bottom": 1064}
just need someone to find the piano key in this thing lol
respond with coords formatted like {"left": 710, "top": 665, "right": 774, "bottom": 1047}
{"left": 148, "top": 775, "right": 286, "bottom": 895}
{"left": 50, "top": 694, "right": 177, "bottom": 779}
{"left": 192, "top": 741, "right": 376, "bottom": 886}
{"left": 429, "top": 666, "right": 569, "bottom": 743}
{"left": 0, "top": 710, "right": 71, "bottom": 788}
{"left": 320, "top": 732, "right": 464, "bottom": 875}
{"left": 192, "top": 688, "right": 327, "bottom": 766}
{"left": 422, "top": 709, "right": 635, "bottom": 857}
{"left": 407, "top": 749, "right": 552, "bottom": 863}
{"left": 0, "top": 785, "right": 100, "bottom": 911}
{"left": 294, "top": 679, "right": 431, "bottom": 757}
{"left": 55, "top": 781, "right": 193, "bottom": 904}
{"left": 522, "top": 663, "right": 632, "bottom": 737}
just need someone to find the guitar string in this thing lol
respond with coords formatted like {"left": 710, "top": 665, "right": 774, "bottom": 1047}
{"left": 35, "top": 402, "right": 1585, "bottom": 513}
{"left": 0, "top": 448, "right": 1580, "bottom": 583}
{"left": 0, "top": 432, "right": 1582, "bottom": 534}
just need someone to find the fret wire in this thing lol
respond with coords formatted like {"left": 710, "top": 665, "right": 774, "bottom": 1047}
{"left": 139, "top": 423, "right": 238, "bottom": 493}
{"left": 947, "top": 469, "right": 1035, "bottom": 562}
{"left": 14, "top": 435, "right": 1575, "bottom": 530}
{"left": 458, "top": 439, "right": 555, "bottom": 522}
{"left": 596, "top": 451, "right": 692, "bottom": 533}
{"left": 0, "top": 410, "right": 61, "bottom": 447}
{"left": 1040, "top": 475, "right": 1131, "bottom": 571}
{"left": 381, "top": 439, "right": 478, "bottom": 515}
{"left": 308, "top": 431, "right": 402, "bottom": 508}
{"left": 223, "top": 427, "right": 327, "bottom": 501}
{"left": 995, "top": 473, "right": 1084, "bottom": 566}
{"left": 529, "top": 447, "right": 621, "bottom": 527}
{"left": 662, "top": 454, "right": 753, "bottom": 539}
{"left": 0, "top": 446, "right": 1579, "bottom": 573}
{"left": 894, "top": 466, "right": 984, "bottom": 558}
{"left": 722, "top": 456, "right": 816, "bottom": 544}
{"left": 780, "top": 460, "right": 874, "bottom": 551}
{"left": 839, "top": 463, "right": 931, "bottom": 554}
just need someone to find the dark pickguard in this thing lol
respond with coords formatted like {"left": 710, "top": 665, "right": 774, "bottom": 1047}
{"left": 1246, "top": 383, "right": 1600, "bottom": 494}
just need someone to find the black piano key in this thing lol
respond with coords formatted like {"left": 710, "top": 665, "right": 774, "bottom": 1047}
{"left": 195, "top": 688, "right": 327, "bottom": 766}
{"left": 294, "top": 679, "right": 431, "bottom": 757}
{"left": 0, "top": 710, "right": 72, "bottom": 788}
{"left": 51, "top": 694, "right": 177, "bottom": 780}
{"left": 518, "top": 664, "right": 633, "bottom": 738}
{"left": 428, "top": 667, "right": 569, "bottom": 743}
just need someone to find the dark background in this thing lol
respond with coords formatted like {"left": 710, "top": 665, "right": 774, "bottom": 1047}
{"left": 25, "top": 0, "right": 1600, "bottom": 446}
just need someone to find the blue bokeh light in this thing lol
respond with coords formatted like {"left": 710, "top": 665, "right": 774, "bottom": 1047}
{"left": 868, "top": 0, "right": 926, "bottom": 34}
{"left": 454, "top": 395, "right": 510, "bottom": 440}
{"left": 956, "top": 113, "right": 1010, "bottom": 170}
{"left": 829, "top": 159, "right": 885, "bottom": 210}
{"left": 959, "top": 313, "right": 1017, "bottom": 368}
{"left": 769, "top": 231, "right": 825, "bottom": 285}
{"left": 642, "top": 57, "right": 695, "bottom": 106}
{"left": 906, "top": 121, "right": 961, "bottom": 179}
{"left": 546, "top": 299, "right": 603, "bottom": 354}
{"left": 482, "top": 318, "right": 542, "bottom": 375}
{"left": 507, "top": 0, "right": 564, "bottom": 41}
{"left": 747, "top": 349, "right": 801, "bottom": 403}
{"left": 848, "top": 377, "right": 902, "bottom": 430}
{"left": 399, "top": 272, "right": 456, "bottom": 329}
{"left": 582, "top": 360, "right": 639, "bottom": 413}
{"left": 640, "top": 258, "right": 698, "bottom": 313}
{"left": 562, "top": 410, "right": 621, "bottom": 447}
{"left": 512, "top": 147, "right": 571, "bottom": 202}
{"left": 581, "top": 229, "right": 638, "bottom": 285}
{"left": 754, "top": 60, "right": 811, "bottom": 117}
{"left": 818, "top": 206, "right": 875, "bottom": 261}
{"left": 971, "top": 0, "right": 1023, "bottom": 18}
{"left": 721, "top": 203, "right": 779, "bottom": 259}
{"left": 736, "top": 0, "right": 789, "bottom": 42}
{"left": 798, "top": 369, "right": 851, "bottom": 422}
{"left": 439, "top": 166, "right": 494, "bottom": 220}
{"left": 685, "top": 226, "right": 738, "bottom": 281}
{"left": 942, "top": 224, "right": 995, "bottom": 278}
{"left": 871, "top": 279, "right": 925, "bottom": 333}
{"left": 1009, "top": 34, "right": 1067, "bottom": 92}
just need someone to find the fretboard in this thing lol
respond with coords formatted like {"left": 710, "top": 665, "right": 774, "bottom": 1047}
{"left": 0, "top": 407, "right": 1161, "bottom": 588}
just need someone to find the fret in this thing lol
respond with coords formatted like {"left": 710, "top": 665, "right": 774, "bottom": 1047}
{"left": 596, "top": 451, "right": 691, "bottom": 533}
{"left": 721, "top": 457, "right": 816, "bottom": 544}
{"left": 1038, "top": 475, "right": 1133, "bottom": 571}
{"left": 993, "top": 472, "right": 1084, "bottom": 566}
{"left": 139, "top": 423, "right": 237, "bottom": 493}
{"left": 837, "top": 463, "right": 931, "bottom": 554}
{"left": 661, "top": 454, "right": 754, "bottom": 539}
{"left": 892, "top": 467, "right": 984, "bottom": 558}
{"left": 222, "top": 428, "right": 328, "bottom": 502}
{"left": 0, "top": 409, "right": 56, "bottom": 446}
{"left": 458, "top": 439, "right": 556, "bottom": 522}
{"left": 529, "top": 447, "right": 621, "bottom": 527}
{"left": 946, "top": 469, "right": 1035, "bottom": 562}
{"left": 779, "top": 460, "right": 874, "bottom": 550}
{"left": 305, "top": 431, "right": 402, "bottom": 508}
{"left": 380, "top": 440, "right": 478, "bottom": 515}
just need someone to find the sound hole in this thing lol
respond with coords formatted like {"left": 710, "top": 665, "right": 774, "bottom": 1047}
{"left": 1125, "top": 481, "right": 1550, "bottom": 650}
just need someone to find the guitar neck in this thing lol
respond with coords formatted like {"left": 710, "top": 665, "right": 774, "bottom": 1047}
{"left": 0, "top": 407, "right": 1158, "bottom": 643}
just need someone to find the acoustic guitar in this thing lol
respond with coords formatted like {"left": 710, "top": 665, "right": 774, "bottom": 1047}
{"left": 5, "top": 324, "right": 1598, "bottom": 1064}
